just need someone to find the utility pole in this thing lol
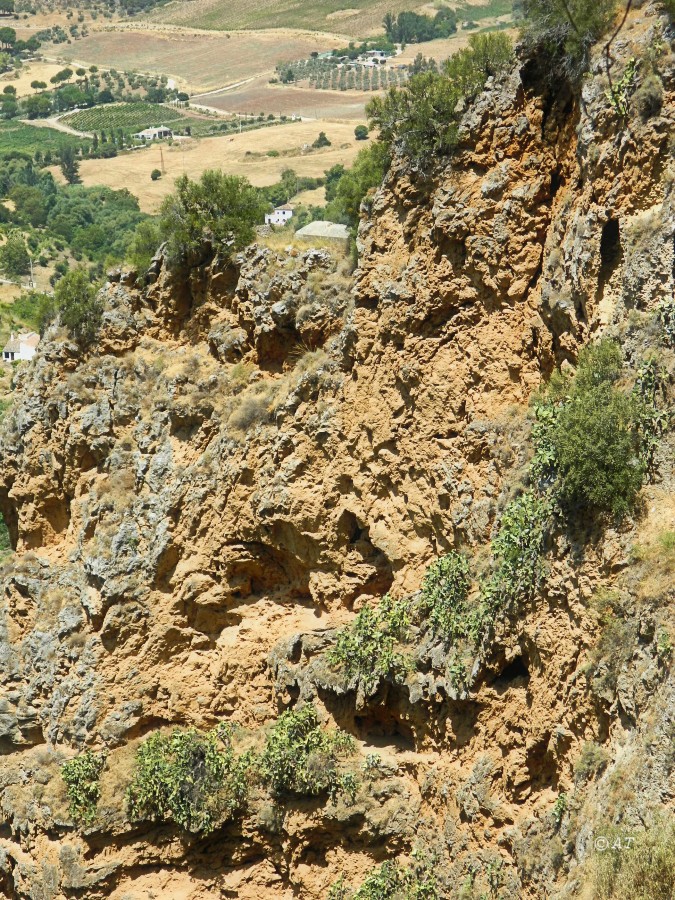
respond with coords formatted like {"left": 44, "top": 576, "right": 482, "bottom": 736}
{"left": 160, "top": 146, "right": 166, "bottom": 175}
{"left": 28, "top": 256, "right": 34, "bottom": 289}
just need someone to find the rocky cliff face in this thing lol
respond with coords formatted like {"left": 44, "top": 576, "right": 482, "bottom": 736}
{"left": 0, "top": 5, "right": 673, "bottom": 899}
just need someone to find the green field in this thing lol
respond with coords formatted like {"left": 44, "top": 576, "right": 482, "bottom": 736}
{"left": 147, "top": 0, "right": 514, "bottom": 36}
{"left": 63, "top": 102, "right": 208, "bottom": 134}
{"left": 0, "top": 121, "right": 85, "bottom": 157}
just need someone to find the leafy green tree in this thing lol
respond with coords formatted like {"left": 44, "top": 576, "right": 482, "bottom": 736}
{"left": 50, "top": 67, "right": 73, "bottom": 86}
{"left": 9, "top": 184, "right": 49, "bottom": 227}
{"left": 354, "top": 124, "right": 368, "bottom": 140}
{"left": 127, "top": 218, "right": 160, "bottom": 274}
{"left": 0, "top": 230, "right": 30, "bottom": 278}
{"left": 325, "top": 142, "right": 389, "bottom": 227}
{"left": 59, "top": 145, "right": 81, "bottom": 185}
{"left": 312, "top": 130, "right": 331, "bottom": 148}
{"left": 158, "top": 170, "right": 266, "bottom": 266}
{"left": 49, "top": 268, "right": 102, "bottom": 344}
{"left": 324, "top": 164, "right": 346, "bottom": 202}
{"left": 0, "top": 26, "right": 15, "bottom": 48}
{"left": 150, "top": 168, "right": 161, "bottom": 181}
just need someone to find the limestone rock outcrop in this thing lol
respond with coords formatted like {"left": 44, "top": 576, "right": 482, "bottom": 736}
{"left": 0, "top": 5, "right": 673, "bottom": 899}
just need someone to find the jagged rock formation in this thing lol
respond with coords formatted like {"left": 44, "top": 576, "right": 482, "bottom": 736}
{"left": 0, "top": 5, "right": 673, "bottom": 899}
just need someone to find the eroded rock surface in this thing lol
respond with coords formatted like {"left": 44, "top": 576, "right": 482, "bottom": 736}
{"left": 0, "top": 6, "right": 673, "bottom": 899}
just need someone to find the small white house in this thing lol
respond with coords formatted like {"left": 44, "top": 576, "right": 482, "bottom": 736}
{"left": 3, "top": 331, "right": 40, "bottom": 362}
{"left": 265, "top": 205, "right": 294, "bottom": 226}
{"left": 133, "top": 126, "right": 173, "bottom": 141}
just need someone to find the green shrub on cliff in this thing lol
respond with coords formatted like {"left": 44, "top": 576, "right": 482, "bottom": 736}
{"left": 419, "top": 551, "right": 473, "bottom": 642}
{"left": 520, "top": 0, "right": 619, "bottom": 79}
{"left": 328, "top": 594, "right": 412, "bottom": 693}
{"left": 329, "top": 857, "right": 438, "bottom": 899}
{"left": 158, "top": 170, "right": 267, "bottom": 266}
{"left": 259, "top": 705, "right": 355, "bottom": 798}
{"left": 62, "top": 750, "right": 106, "bottom": 825}
{"left": 367, "top": 32, "right": 513, "bottom": 166}
{"left": 532, "top": 340, "right": 646, "bottom": 521}
{"left": 36, "top": 268, "right": 103, "bottom": 345}
{"left": 127, "top": 724, "right": 249, "bottom": 834}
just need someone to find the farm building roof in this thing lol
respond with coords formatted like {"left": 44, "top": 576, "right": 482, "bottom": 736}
{"left": 2, "top": 335, "right": 20, "bottom": 353}
{"left": 295, "top": 222, "right": 350, "bottom": 241}
{"left": 3, "top": 331, "right": 39, "bottom": 353}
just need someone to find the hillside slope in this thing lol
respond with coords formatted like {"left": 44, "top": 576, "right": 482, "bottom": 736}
{"left": 0, "top": 4, "right": 672, "bottom": 899}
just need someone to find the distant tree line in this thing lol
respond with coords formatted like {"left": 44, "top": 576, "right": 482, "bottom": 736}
{"left": 5, "top": 67, "right": 175, "bottom": 121}
{"left": 383, "top": 8, "right": 457, "bottom": 44}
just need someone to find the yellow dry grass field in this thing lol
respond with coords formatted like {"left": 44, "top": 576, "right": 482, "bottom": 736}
{"left": 52, "top": 121, "right": 363, "bottom": 213}
{"left": 0, "top": 61, "right": 71, "bottom": 98}
{"left": 293, "top": 185, "right": 327, "bottom": 206}
{"left": 55, "top": 27, "right": 347, "bottom": 94}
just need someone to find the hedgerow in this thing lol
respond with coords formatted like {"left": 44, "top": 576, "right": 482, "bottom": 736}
{"left": 258, "top": 705, "right": 355, "bottom": 798}
{"left": 126, "top": 724, "right": 249, "bottom": 834}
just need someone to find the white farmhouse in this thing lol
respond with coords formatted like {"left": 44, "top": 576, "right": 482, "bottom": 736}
{"left": 265, "top": 205, "right": 294, "bottom": 226}
{"left": 133, "top": 125, "right": 173, "bottom": 141}
{"left": 2, "top": 331, "right": 40, "bottom": 362}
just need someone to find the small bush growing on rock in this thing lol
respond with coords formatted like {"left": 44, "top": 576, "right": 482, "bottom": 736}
{"left": 126, "top": 724, "right": 249, "bottom": 834}
{"left": 419, "top": 551, "right": 472, "bottom": 642}
{"left": 574, "top": 741, "right": 610, "bottom": 783}
{"left": 328, "top": 594, "right": 412, "bottom": 693}
{"left": 330, "top": 857, "right": 438, "bottom": 899}
{"left": 0, "top": 513, "right": 10, "bottom": 556}
{"left": 479, "top": 490, "right": 548, "bottom": 625}
{"left": 61, "top": 750, "right": 106, "bottom": 825}
{"left": 587, "top": 817, "right": 675, "bottom": 899}
{"left": 258, "top": 705, "right": 355, "bottom": 798}
{"left": 532, "top": 340, "right": 646, "bottom": 522}
{"left": 632, "top": 74, "right": 664, "bottom": 121}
